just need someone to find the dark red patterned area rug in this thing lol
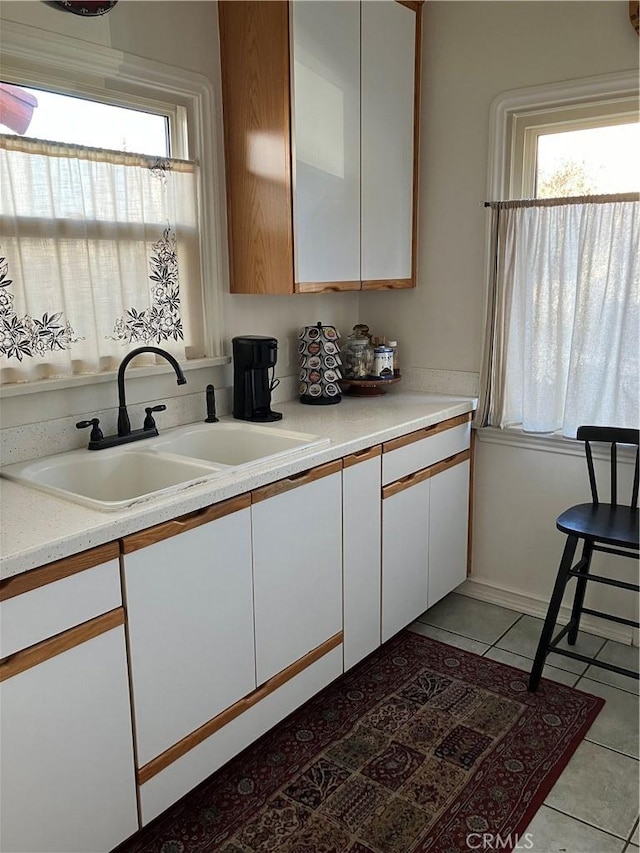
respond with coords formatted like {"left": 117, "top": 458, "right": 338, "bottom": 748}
{"left": 118, "top": 631, "right": 604, "bottom": 853}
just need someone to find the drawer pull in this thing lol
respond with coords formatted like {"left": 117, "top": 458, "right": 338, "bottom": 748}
{"left": 252, "top": 460, "right": 342, "bottom": 503}
{"left": 174, "top": 506, "right": 213, "bottom": 526}
{"left": 0, "top": 609, "right": 125, "bottom": 682}
{"left": 343, "top": 445, "right": 382, "bottom": 468}
{"left": 121, "top": 495, "right": 251, "bottom": 552}
{"left": 382, "top": 449, "right": 470, "bottom": 499}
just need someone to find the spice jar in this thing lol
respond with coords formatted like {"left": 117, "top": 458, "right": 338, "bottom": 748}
{"left": 372, "top": 345, "right": 394, "bottom": 379}
{"left": 387, "top": 340, "right": 400, "bottom": 377}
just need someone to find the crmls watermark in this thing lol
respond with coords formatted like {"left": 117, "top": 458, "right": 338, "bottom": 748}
{"left": 466, "top": 833, "right": 534, "bottom": 850}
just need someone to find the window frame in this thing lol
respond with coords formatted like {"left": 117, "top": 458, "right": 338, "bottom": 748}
{"left": 511, "top": 97, "right": 638, "bottom": 198}
{"left": 0, "top": 19, "right": 227, "bottom": 396}
{"left": 479, "top": 69, "right": 639, "bottom": 447}
{"left": 487, "top": 69, "right": 639, "bottom": 203}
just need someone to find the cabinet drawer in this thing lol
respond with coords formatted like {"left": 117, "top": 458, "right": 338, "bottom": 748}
{"left": 138, "top": 643, "right": 343, "bottom": 825}
{"left": 0, "top": 544, "right": 121, "bottom": 658}
{"left": 382, "top": 418, "right": 470, "bottom": 486}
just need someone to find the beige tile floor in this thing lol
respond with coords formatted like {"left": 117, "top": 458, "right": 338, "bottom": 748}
{"left": 409, "top": 592, "right": 640, "bottom": 853}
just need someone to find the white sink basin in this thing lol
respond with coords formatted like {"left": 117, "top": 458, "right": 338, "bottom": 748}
{"left": 1, "top": 450, "right": 221, "bottom": 512}
{"left": 1, "top": 421, "right": 330, "bottom": 511}
{"left": 149, "top": 422, "right": 330, "bottom": 467}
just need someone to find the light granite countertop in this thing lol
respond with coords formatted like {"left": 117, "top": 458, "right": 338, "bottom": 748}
{"left": 0, "top": 392, "right": 476, "bottom": 580}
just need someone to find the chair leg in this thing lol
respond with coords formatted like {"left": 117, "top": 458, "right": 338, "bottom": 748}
{"left": 529, "top": 535, "right": 579, "bottom": 692}
{"left": 567, "top": 540, "right": 594, "bottom": 645}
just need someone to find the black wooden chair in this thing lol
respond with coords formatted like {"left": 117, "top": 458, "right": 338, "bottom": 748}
{"left": 529, "top": 426, "right": 639, "bottom": 692}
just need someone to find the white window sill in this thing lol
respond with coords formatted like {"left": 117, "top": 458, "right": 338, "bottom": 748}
{"left": 477, "top": 426, "right": 636, "bottom": 462}
{"left": 0, "top": 356, "right": 231, "bottom": 399}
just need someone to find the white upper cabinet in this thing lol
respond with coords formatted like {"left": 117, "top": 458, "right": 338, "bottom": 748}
{"left": 219, "top": 0, "right": 421, "bottom": 294}
{"left": 291, "top": 0, "right": 361, "bottom": 285}
{"left": 361, "top": 0, "right": 417, "bottom": 286}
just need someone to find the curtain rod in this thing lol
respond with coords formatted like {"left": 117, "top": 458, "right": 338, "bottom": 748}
{"left": 484, "top": 192, "right": 638, "bottom": 209}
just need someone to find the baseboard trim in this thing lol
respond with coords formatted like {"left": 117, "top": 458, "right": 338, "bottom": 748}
{"left": 458, "top": 577, "right": 635, "bottom": 646}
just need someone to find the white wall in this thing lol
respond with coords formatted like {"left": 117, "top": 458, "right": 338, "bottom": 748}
{"left": 471, "top": 434, "right": 639, "bottom": 642}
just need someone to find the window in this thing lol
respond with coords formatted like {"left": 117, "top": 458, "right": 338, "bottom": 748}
{"left": 478, "top": 73, "right": 639, "bottom": 437}
{"left": 0, "top": 83, "right": 171, "bottom": 156}
{"left": 0, "top": 22, "right": 225, "bottom": 387}
{"left": 509, "top": 97, "right": 640, "bottom": 198}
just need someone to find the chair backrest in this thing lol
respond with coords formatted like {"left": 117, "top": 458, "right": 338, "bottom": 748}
{"left": 576, "top": 426, "right": 640, "bottom": 509}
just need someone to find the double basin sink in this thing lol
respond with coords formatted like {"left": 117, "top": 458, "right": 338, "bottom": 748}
{"left": 1, "top": 421, "right": 330, "bottom": 512}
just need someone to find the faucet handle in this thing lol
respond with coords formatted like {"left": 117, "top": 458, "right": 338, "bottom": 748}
{"left": 76, "top": 418, "right": 104, "bottom": 445}
{"left": 143, "top": 405, "right": 166, "bottom": 431}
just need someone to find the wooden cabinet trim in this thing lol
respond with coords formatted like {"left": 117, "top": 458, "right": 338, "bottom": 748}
{"left": 251, "top": 459, "right": 342, "bottom": 504}
{"left": 0, "top": 608, "right": 124, "bottom": 682}
{"left": 382, "top": 465, "right": 431, "bottom": 499}
{"left": 396, "top": 0, "right": 424, "bottom": 11}
{"left": 410, "top": 1, "right": 422, "bottom": 287}
{"left": 429, "top": 448, "right": 471, "bottom": 480}
{"left": 219, "top": 0, "right": 294, "bottom": 295}
{"left": 343, "top": 445, "right": 382, "bottom": 469}
{"left": 296, "top": 280, "right": 362, "bottom": 294}
{"left": 382, "top": 412, "right": 471, "bottom": 454}
{"left": 382, "top": 448, "right": 471, "bottom": 499}
{"left": 137, "top": 631, "right": 343, "bottom": 785}
{"left": 121, "top": 495, "right": 251, "bottom": 555}
{"left": 361, "top": 278, "right": 414, "bottom": 291}
{"left": 0, "top": 541, "right": 119, "bottom": 602}
{"left": 467, "top": 427, "right": 476, "bottom": 576}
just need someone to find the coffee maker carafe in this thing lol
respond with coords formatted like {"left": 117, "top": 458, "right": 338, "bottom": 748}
{"left": 232, "top": 335, "right": 283, "bottom": 422}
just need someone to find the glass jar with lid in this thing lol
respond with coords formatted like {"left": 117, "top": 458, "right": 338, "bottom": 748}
{"left": 340, "top": 326, "right": 375, "bottom": 379}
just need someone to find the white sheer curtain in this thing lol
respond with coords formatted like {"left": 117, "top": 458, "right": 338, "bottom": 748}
{"left": 0, "top": 135, "right": 203, "bottom": 384}
{"left": 477, "top": 195, "right": 639, "bottom": 438}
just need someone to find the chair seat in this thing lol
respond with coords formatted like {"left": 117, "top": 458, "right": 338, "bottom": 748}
{"left": 557, "top": 503, "right": 639, "bottom": 549}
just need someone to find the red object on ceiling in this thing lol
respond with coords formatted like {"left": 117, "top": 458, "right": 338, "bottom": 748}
{"left": 0, "top": 83, "right": 38, "bottom": 135}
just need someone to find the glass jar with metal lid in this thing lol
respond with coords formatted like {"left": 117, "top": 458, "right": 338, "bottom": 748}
{"left": 340, "top": 326, "right": 374, "bottom": 379}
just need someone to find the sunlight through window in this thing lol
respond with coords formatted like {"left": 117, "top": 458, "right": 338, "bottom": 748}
{"left": 535, "top": 122, "right": 640, "bottom": 197}
{"left": 0, "top": 83, "right": 169, "bottom": 157}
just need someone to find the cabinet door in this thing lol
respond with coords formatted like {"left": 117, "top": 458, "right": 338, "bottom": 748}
{"left": 428, "top": 459, "right": 470, "bottom": 607}
{"left": 0, "top": 624, "right": 138, "bottom": 853}
{"left": 343, "top": 448, "right": 381, "bottom": 671}
{"left": 361, "top": 0, "right": 418, "bottom": 286}
{"left": 252, "top": 467, "right": 343, "bottom": 685}
{"left": 291, "top": 0, "right": 361, "bottom": 286}
{"left": 381, "top": 477, "right": 430, "bottom": 642}
{"left": 123, "top": 504, "right": 255, "bottom": 767}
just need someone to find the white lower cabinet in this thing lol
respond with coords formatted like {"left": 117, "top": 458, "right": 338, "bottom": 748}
{"left": 381, "top": 475, "right": 430, "bottom": 642}
{"left": 122, "top": 497, "right": 256, "bottom": 768}
{"left": 0, "top": 412, "right": 474, "bottom": 850}
{"left": 0, "top": 622, "right": 138, "bottom": 853}
{"left": 252, "top": 461, "right": 343, "bottom": 685}
{"left": 428, "top": 458, "right": 470, "bottom": 608}
{"left": 343, "top": 447, "right": 382, "bottom": 670}
{"left": 381, "top": 415, "right": 472, "bottom": 641}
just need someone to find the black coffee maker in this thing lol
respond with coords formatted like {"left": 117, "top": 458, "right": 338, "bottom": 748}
{"left": 232, "top": 335, "right": 283, "bottom": 422}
